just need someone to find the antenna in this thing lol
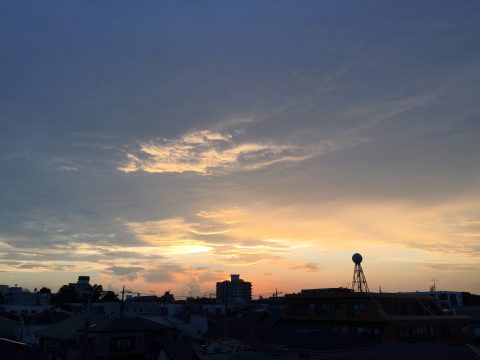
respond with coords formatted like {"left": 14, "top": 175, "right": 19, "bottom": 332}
{"left": 351, "top": 253, "right": 370, "bottom": 293}
{"left": 273, "top": 288, "right": 284, "bottom": 298}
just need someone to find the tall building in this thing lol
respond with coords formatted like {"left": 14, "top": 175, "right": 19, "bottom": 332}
{"left": 216, "top": 274, "right": 252, "bottom": 304}
{"left": 76, "top": 276, "right": 90, "bottom": 297}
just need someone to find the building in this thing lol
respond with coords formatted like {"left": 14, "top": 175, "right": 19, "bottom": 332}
{"left": 301, "top": 287, "right": 353, "bottom": 295}
{"left": 1, "top": 287, "right": 52, "bottom": 316}
{"left": 5, "top": 286, "right": 52, "bottom": 305}
{"left": 76, "top": 276, "right": 90, "bottom": 297}
{"left": 38, "top": 314, "right": 100, "bottom": 359}
{"left": 66, "top": 275, "right": 91, "bottom": 299}
{"left": 283, "top": 291, "right": 473, "bottom": 343}
{"left": 0, "top": 285, "right": 9, "bottom": 296}
{"left": 0, "top": 337, "right": 38, "bottom": 360}
{"left": 125, "top": 291, "right": 175, "bottom": 303}
{"left": 85, "top": 317, "right": 183, "bottom": 359}
{"left": 0, "top": 315, "right": 16, "bottom": 339}
{"left": 14, "top": 310, "right": 69, "bottom": 345}
{"left": 399, "top": 291, "right": 463, "bottom": 309}
{"left": 216, "top": 275, "right": 252, "bottom": 304}
{"left": 455, "top": 306, "right": 480, "bottom": 343}
{"left": 38, "top": 316, "right": 191, "bottom": 360}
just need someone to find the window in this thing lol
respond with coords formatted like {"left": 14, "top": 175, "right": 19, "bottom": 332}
{"left": 449, "top": 294, "right": 458, "bottom": 307}
{"left": 110, "top": 337, "right": 136, "bottom": 352}
{"left": 400, "top": 326, "right": 411, "bottom": 339}
{"left": 349, "top": 302, "right": 366, "bottom": 317}
{"left": 315, "top": 303, "right": 336, "bottom": 316}
{"left": 413, "top": 326, "right": 427, "bottom": 336}
{"left": 287, "top": 302, "right": 309, "bottom": 317}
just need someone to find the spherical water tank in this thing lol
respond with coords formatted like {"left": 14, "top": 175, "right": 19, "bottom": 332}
{"left": 352, "top": 253, "right": 363, "bottom": 264}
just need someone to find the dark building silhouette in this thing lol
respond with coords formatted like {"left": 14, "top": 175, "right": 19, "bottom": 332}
{"left": 38, "top": 316, "right": 190, "bottom": 360}
{"left": 284, "top": 291, "right": 473, "bottom": 343}
{"left": 216, "top": 274, "right": 252, "bottom": 304}
{"left": 301, "top": 287, "right": 353, "bottom": 295}
{"left": 0, "top": 338, "right": 38, "bottom": 360}
{"left": 72, "top": 275, "right": 90, "bottom": 297}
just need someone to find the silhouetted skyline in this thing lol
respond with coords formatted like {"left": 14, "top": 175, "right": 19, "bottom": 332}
{"left": 1, "top": 1, "right": 479, "bottom": 296}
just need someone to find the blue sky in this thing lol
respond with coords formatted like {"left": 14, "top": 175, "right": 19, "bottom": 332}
{"left": 1, "top": 1, "right": 479, "bottom": 296}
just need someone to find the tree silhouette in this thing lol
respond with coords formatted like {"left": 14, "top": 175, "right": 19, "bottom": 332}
{"left": 462, "top": 292, "right": 480, "bottom": 306}
{"left": 100, "top": 290, "right": 120, "bottom": 302}
{"left": 54, "top": 284, "right": 79, "bottom": 305}
{"left": 53, "top": 283, "right": 112, "bottom": 305}
{"left": 88, "top": 284, "right": 104, "bottom": 302}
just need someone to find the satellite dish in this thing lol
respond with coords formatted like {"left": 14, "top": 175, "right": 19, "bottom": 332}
{"left": 352, "top": 253, "right": 363, "bottom": 264}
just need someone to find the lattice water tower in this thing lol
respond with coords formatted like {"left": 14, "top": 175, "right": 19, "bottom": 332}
{"left": 351, "top": 253, "right": 370, "bottom": 293}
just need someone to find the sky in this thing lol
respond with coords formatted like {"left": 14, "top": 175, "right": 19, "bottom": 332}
{"left": 1, "top": 1, "right": 480, "bottom": 297}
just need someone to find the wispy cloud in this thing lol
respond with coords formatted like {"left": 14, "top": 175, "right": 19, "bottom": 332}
{"left": 119, "top": 130, "right": 317, "bottom": 174}
{"left": 125, "top": 208, "right": 305, "bottom": 266}
{"left": 416, "top": 263, "right": 480, "bottom": 272}
{"left": 291, "top": 262, "right": 319, "bottom": 272}
{"left": 143, "top": 264, "right": 185, "bottom": 283}
{"left": 103, "top": 266, "right": 144, "bottom": 280}
{"left": 198, "top": 270, "right": 226, "bottom": 283}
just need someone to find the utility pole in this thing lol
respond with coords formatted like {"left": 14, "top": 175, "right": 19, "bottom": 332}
{"left": 81, "top": 285, "right": 96, "bottom": 360}
{"left": 223, "top": 284, "right": 228, "bottom": 338}
{"left": 120, "top": 285, "right": 125, "bottom": 318}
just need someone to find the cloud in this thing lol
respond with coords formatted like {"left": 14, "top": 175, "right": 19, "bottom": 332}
{"left": 212, "top": 248, "right": 282, "bottom": 266}
{"left": 125, "top": 209, "right": 303, "bottom": 265}
{"left": 139, "top": 264, "right": 226, "bottom": 294}
{"left": 198, "top": 271, "right": 226, "bottom": 283}
{"left": 10, "top": 262, "right": 82, "bottom": 272}
{"left": 291, "top": 262, "right": 319, "bottom": 272}
{"left": 1, "top": 0, "right": 480, "bottom": 294}
{"left": 416, "top": 263, "right": 480, "bottom": 272}
{"left": 125, "top": 218, "right": 218, "bottom": 256}
{"left": 187, "top": 277, "right": 201, "bottom": 296}
{"left": 118, "top": 130, "right": 317, "bottom": 174}
{"left": 0, "top": 240, "right": 168, "bottom": 275}
{"left": 143, "top": 264, "right": 185, "bottom": 284}
{"left": 104, "top": 266, "right": 144, "bottom": 280}
{"left": 196, "top": 207, "right": 246, "bottom": 224}
{"left": 143, "top": 271, "right": 174, "bottom": 283}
